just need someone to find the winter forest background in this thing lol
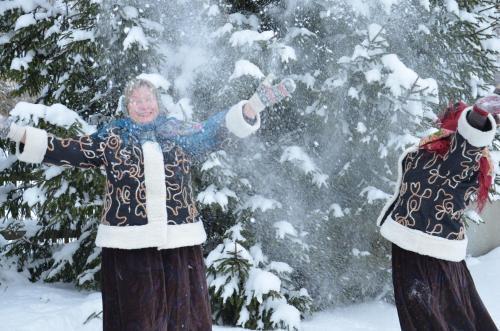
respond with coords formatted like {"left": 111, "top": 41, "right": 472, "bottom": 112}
{"left": 0, "top": 0, "right": 498, "bottom": 329}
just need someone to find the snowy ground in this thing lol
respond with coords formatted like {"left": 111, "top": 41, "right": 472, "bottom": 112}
{"left": 1, "top": 248, "right": 499, "bottom": 331}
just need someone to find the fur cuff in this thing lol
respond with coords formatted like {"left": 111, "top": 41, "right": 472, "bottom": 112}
{"left": 457, "top": 107, "right": 496, "bottom": 147}
{"left": 16, "top": 127, "right": 48, "bottom": 163}
{"left": 225, "top": 101, "right": 261, "bottom": 138}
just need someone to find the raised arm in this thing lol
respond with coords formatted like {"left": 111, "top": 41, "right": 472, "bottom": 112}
{"left": 170, "top": 76, "right": 296, "bottom": 159}
{"left": 1, "top": 118, "right": 103, "bottom": 169}
{"left": 170, "top": 101, "right": 260, "bottom": 159}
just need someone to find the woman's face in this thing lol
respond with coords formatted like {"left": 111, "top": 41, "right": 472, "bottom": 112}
{"left": 127, "top": 86, "right": 159, "bottom": 124}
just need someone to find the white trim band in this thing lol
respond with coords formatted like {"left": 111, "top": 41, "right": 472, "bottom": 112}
{"left": 95, "top": 221, "right": 207, "bottom": 250}
{"left": 15, "top": 126, "right": 48, "bottom": 163}
{"left": 158, "top": 221, "right": 207, "bottom": 250}
{"left": 457, "top": 107, "right": 496, "bottom": 148}
{"left": 225, "top": 101, "right": 261, "bottom": 138}
{"left": 376, "top": 146, "right": 418, "bottom": 226}
{"left": 380, "top": 216, "right": 467, "bottom": 262}
{"left": 95, "top": 222, "right": 168, "bottom": 249}
{"left": 142, "top": 141, "right": 168, "bottom": 224}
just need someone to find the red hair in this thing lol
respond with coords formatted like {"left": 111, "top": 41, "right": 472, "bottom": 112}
{"left": 421, "top": 101, "right": 492, "bottom": 212}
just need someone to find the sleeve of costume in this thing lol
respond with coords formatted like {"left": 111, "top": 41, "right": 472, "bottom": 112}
{"left": 43, "top": 132, "right": 104, "bottom": 168}
{"left": 12, "top": 125, "right": 103, "bottom": 168}
{"left": 174, "top": 101, "right": 261, "bottom": 159}
{"left": 441, "top": 107, "right": 497, "bottom": 178}
{"left": 456, "top": 107, "right": 496, "bottom": 149}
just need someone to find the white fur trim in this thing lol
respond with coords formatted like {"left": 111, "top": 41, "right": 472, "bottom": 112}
{"left": 7, "top": 122, "right": 26, "bottom": 142}
{"left": 376, "top": 146, "right": 418, "bottom": 226}
{"left": 225, "top": 101, "right": 261, "bottom": 138}
{"left": 457, "top": 107, "right": 496, "bottom": 147}
{"left": 380, "top": 216, "right": 467, "bottom": 262}
{"left": 15, "top": 126, "right": 48, "bottom": 163}
{"left": 142, "top": 141, "right": 168, "bottom": 224}
{"left": 95, "top": 221, "right": 207, "bottom": 250}
{"left": 158, "top": 221, "right": 207, "bottom": 250}
{"left": 95, "top": 222, "right": 168, "bottom": 249}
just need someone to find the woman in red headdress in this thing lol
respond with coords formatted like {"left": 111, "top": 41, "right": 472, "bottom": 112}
{"left": 377, "top": 95, "right": 500, "bottom": 330}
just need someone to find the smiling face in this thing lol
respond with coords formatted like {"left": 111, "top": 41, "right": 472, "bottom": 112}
{"left": 127, "top": 86, "right": 159, "bottom": 124}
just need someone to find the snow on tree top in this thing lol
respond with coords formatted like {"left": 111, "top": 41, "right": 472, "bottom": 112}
{"left": 210, "top": 23, "right": 233, "bottom": 39}
{"left": 206, "top": 4, "right": 220, "bottom": 17}
{"left": 273, "top": 221, "right": 298, "bottom": 239}
{"left": 445, "top": 0, "right": 460, "bottom": 15}
{"left": 57, "top": 29, "right": 95, "bottom": 48}
{"left": 123, "top": 26, "right": 149, "bottom": 51}
{"left": 250, "top": 244, "right": 267, "bottom": 266}
{"left": 10, "top": 102, "right": 95, "bottom": 134}
{"left": 14, "top": 13, "right": 36, "bottom": 31}
{"left": 263, "top": 297, "right": 301, "bottom": 330}
{"left": 360, "top": 186, "right": 391, "bottom": 204}
{"left": 229, "top": 60, "right": 264, "bottom": 81}
{"left": 378, "top": 0, "right": 402, "bottom": 14}
{"left": 22, "top": 187, "right": 46, "bottom": 207}
{"left": 381, "top": 54, "right": 438, "bottom": 101}
{"left": 229, "top": 30, "right": 274, "bottom": 48}
{"left": 419, "top": 0, "right": 430, "bottom": 10}
{"left": 329, "top": 203, "right": 345, "bottom": 218}
{"left": 196, "top": 184, "right": 237, "bottom": 211}
{"left": 266, "top": 261, "right": 293, "bottom": 274}
{"left": 122, "top": 6, "right": 139, "bottom": 19}
{"left": 229, "top": 13, "right": 259, "bottom": 29}
{"left": 287, "top": 27, "right": 316, "bottom": 39}
{"left": 10, "top": 51, "right": 34, "bottom": 71}
{"left": 245, "top": 268, "right": 281, "bottom": 304}
{"left": 280, "top": 145, "right": 329, "bottom": 188}
{"left": 275, "top": 44, "right": 297, "bottom": 63}
{"left": 241, "top": 195, "right": 282, "bottom": 213}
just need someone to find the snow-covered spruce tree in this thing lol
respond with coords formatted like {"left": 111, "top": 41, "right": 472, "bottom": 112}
{"left": 0, "top": 0, "right": 163, "bottom": 288}
{"left": 175, "top": 3, "right": 315, "bottom": 327}
{"left": 206, "top": 222, "right": 311, "bottom": 330}
{"left": 196, "top": 148, "right": 312, "bottom": 328}
{"left": 385, "top": 0, "right": 499, "bottom": 104}
{"left": 207, "top": 0, "right": 499, "bottom": 308}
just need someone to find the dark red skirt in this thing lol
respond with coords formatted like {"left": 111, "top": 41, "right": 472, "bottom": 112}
{"left": 101, "top": 245, "right": 212, "bottom": 331}
{"left": 392, "top": 244, "right": 498, "bottom": 331}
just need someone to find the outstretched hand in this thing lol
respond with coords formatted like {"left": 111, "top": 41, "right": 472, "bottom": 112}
{"left": 246, "top": 75, "right": 296, "bottom": 117}
{"left": 468, "top": 95, "right": 500, "bottom": 130}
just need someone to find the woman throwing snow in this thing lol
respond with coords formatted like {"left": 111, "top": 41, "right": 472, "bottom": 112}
{"left": 0, "top": 77, "right": 295, "bottom": 331}
{"left": 377, "top": 95, "right": 500, "bottom": 331}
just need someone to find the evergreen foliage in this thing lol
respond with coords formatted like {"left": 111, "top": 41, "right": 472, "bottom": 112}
{"left": 0, "top": 0, "right": 498, "bottom": 328}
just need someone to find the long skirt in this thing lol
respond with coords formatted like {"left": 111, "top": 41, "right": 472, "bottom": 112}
{"left": 392, "top": 244, "right": 498, "bottom": 331}
{"left": 101, "top": 245, "right": 212, "bottom": 331}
